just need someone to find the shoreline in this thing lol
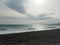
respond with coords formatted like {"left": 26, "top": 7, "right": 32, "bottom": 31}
{"left": 0, "top": 28, "right": 57, "bottom": 35}
{"left": 0, "top": 28, "right": 60, "bottom": 45}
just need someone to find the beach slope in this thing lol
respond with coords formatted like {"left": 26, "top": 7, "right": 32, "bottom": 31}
{"left": 0, "top": 28, "right": 60, "bottom": 45}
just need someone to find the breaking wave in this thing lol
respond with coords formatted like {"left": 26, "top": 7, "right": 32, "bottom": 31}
{"left": 0, "top": 24, "right": 60, "bottom": 34}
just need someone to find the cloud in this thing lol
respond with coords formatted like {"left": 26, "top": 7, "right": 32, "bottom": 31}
{"left": 27, "top": 13, "right": 53, "bottom": 20}
{"left": 4, "top": 0, "right": 54, "bottom": 21}
{"left": 0, "top": 0, "right": 28, "bottom": 17}
{"left": 0, "top": 0, "right": 60, "bottom": 24}
{"left": 5, "top": 0, "right": 26, "bottom": 14}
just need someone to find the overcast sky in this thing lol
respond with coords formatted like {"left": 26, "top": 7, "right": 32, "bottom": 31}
{"left": 0, "top": 0, "right": 60, "bottom": 24}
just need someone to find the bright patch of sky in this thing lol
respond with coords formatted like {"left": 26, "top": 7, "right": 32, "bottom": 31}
{"left": 0, "top": 0, "right": 60, "bottom": 24}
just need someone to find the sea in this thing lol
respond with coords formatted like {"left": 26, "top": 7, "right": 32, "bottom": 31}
{"left": 0, "top": 24, "right": 60, "bottom": 34}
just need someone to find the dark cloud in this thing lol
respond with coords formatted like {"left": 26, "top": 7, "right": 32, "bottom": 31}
{"left": 38, "top": 13, "right": 54, "bottom": 17}
{"left": 38, "top": 17, "right": 52, "bottom": 20}
{"left": 28, "top": 13, "right": 53, "bottom": 20}
{"left": 5, "top": 0, "right": 25, "bottom": 14}
{"left": 31, "top": 16, "right": 52, "bottom": 20}
{"left": 36, "top": 13, "right": 54, "bottom": 20}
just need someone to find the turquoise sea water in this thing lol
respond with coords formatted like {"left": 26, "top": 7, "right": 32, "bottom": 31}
{"left": 0, "top": 24, "right": 60, "bottom": 34}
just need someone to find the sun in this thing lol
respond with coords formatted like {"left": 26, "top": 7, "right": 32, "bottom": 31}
{"left": 34, "top": 0, "right": 44, "bottom": 5}
{"left": 28, "top": 0, "right": 45, "bottom": 6}
{"left": 30, "top": 0, "right": 44, "bottom": 6}
{"left": 26, "top": 0, "right": 45, "bottom": 15}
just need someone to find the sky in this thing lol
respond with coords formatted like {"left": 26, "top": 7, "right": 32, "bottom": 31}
{"left": 0, "top": 0, "right": 60, "bottom": 24}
